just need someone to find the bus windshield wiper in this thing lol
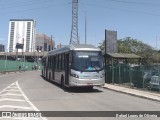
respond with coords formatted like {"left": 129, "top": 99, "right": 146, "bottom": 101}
{"left": 91, "top": 65, "right": 99, "bottom": 73}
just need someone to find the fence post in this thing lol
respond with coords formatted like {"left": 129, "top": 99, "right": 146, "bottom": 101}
{"left": 142, "top": 65, "right": 145, "bottom": 90}
{"left": 129, "top": 66, "right": 133, "bottom": 88}
{"left": 119, "top": 64, "right": 121, "bottom": 84}
{"left": 112, "top": 58, "right": 114, "bottom": 84}
{"left": 158, "top": 65, "right": 160, "bottom": 92}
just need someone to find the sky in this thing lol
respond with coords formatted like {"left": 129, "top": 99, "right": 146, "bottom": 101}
{"left": 0, "top": 0, "right": 160, "bottom": 50}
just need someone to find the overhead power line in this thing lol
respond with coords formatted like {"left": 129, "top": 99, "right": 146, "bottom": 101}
{"left": 80, "top": 2, "right": 160, "bottom": 17}
{"left": 104, "top": 0, "right": 160, "bottom": 7}
{"left": 0, "top": 2, "right": 70, "bottom": 14}
{"left": 0, "top": 0, "right": 57, "bottom": 9}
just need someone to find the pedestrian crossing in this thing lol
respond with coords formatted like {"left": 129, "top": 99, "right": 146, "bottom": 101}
{"left": 0, "top": 81, "right": 47, "bottom": 120}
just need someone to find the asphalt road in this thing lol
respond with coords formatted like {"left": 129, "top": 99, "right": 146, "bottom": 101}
{"left": 0, "top": 71, "right": 160, "bottom": 120}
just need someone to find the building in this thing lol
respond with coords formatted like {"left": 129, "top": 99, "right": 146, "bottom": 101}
{"left": 105, "top": 30, "right": 117, "bottom": 53}
{"left": 0, "top": 44, "right": 5, "bottom": 52}
{"left": 35, "top": 33, "right": 55, "bottom": 52}
{"left": 57, "top": 43, "right": 68, "bottom": 49}
{"left": 7, "top": 19, "right": 36, "bottom": 52}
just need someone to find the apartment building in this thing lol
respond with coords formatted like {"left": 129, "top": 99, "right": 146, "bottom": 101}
{"left": 8, "top": 19, "right": 36, "bottom": 52}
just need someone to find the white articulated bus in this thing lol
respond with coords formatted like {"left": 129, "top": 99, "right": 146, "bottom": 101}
{"left": 42, "top": 44, "right": 105, "bottom": 89}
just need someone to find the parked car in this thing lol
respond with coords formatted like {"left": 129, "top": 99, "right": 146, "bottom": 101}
{"left": 132, "top": 70, "right": 157, "bottom": 88}
{"left": 149, "top": 73, "right": 160, "bottom": 90}
{"left": 143, "top": 71, "right": 157, "bottom": 86}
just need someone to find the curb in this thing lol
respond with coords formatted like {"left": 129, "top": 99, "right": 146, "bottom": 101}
{"left": 102, "top": 86, "right": 160, "bottom": 103}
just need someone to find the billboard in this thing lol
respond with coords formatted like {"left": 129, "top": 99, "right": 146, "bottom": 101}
{"left": 105, "top": 30, "right": 117, "bottom": 53}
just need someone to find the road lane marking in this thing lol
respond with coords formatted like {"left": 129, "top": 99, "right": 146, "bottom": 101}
{"left": 0, "top": 93, "right": 22, "bottom": 96}
{"left": 0, "top": 81, "right": 48, "bottom": 120}
{"left": 16, "top": 81, "right": 39, "bottom": 111}
{"left": 0, "top": 99, "right": 25, "bottom": 102}
{"left": 0, "top": 83, "right": 17, "bottom": 95}
{"left": 3, "top": 90, "right": 19, "bottom": 92}
{"left": 0, "top": 105, "right": 33, "bottom": 110}
{"left": 16, "top": 81, "right": 48, "bottom": 120}
{"left": 7, "top": 87, "right": 18, "bottom": 89}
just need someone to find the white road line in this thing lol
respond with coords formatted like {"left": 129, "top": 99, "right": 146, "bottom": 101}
{"left": 0, "top": 81, "right": 48, "bottom": 120}
{"left": 3, "top": 89, "right": 19, "bottom": 92}
{"left": 0, "top": 83, "right": 17, "bottom": 95}
{"left": 0, "top": 93, "right": 22, "bottom": 96}
{"left": 0, "top": 105, "right": 33, "bottom": 110}
{"left": 16, "top": 81, "right": 39, "bottom": 111}
{"left": 7, "top": 87, "right": 18, "bottom": 89}
{"left": 16, "top": 81, "right": 48, "bottom": 120}
{"left": 0, "top": 99, "right": 25, "bottom": 102}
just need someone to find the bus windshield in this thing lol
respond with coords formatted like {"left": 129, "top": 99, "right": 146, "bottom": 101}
{"left": 71, "top": 51, "right": 103, "bottom": 72}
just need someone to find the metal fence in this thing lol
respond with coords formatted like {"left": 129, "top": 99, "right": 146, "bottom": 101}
{"left": 0, "top": 60, "right": 41, "bottom": 72}
{"left": 106, "top": 64, "right": 160, "bottom": 92}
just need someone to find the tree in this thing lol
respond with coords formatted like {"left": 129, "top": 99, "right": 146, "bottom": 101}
{"left": 98, "top": 40, "right": 105, "bottom": 51}
{"left": 98, "top": 37, "right": 158, "bottom": 63}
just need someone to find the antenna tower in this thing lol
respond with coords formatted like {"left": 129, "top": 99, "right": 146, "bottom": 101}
{"left": 70, "top": 0, "right": 79, "bottom": 44}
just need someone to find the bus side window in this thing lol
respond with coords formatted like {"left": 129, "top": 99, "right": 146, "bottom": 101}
{"left": 47, "top": 57, "right": 49, "bottom": 69}
{"left": 53, "top": 56, "right": 56, "bottom": 70}
{"left": 61, "top": 54, "right": 64, "bottom": 70}
{"left": 51, "top": 56, "right": 53, "bottom": 70}
{"left": 58, "top": 55, "right": 60, "bottom": 70}
{"left": 69, "top": 52, "right": 72, "bottom": 67}
{"left": 48, "top": 57, "right": 50, "bottom": 69}
{"left": 49, "top": 57, "right": 51, "bottom": 69}
{"left": 60, "top": 54, "right": 63, "bottom": 71}
{"left": 56, "top": 55, "right": 59, "bottom": 71}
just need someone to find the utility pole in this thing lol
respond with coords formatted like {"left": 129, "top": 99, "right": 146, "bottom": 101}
{"left": 105, "top": 29, "right": 107, "bottom": 83}
{"left": 85, "top": 11, "right": 87, "bottom": 45}
{"left": 51, "top": 35, "right": 54, "bottom": 50}
{"left": 70, "top": 0, "right": 79, "bottom": 45}
{"left": 47, "top": 34, "right": 49, "bottom": 52}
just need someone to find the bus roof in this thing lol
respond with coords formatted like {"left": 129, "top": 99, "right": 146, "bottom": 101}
{"left": 48, "top": 44, "right": 100, "bottom": 56}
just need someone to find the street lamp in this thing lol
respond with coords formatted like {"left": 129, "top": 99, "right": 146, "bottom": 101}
{"left": 85, "top": 11, "right": 87, "bottom": 45}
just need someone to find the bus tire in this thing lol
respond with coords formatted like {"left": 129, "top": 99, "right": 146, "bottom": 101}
{"left": 61, "top": 75, "right": 65, "bottom": 88}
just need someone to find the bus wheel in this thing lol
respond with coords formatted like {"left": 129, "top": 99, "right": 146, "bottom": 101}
{"left": 61, "top": 75, "right": 64, "bottom": 88}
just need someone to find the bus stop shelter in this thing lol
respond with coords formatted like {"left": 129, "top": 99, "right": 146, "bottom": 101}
{"left": 104, "top": 53, "right": 142, "bottom": 65}
{"left": 104, "top": 53, "right": 142, "bottom": 83}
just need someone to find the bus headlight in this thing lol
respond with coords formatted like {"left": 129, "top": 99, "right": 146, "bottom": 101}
{"left": 71, "top": 73, "right": 79, "bottom": 78}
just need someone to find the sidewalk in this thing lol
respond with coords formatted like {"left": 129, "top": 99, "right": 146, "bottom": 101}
{"left": 103, "top": 84, "right": 160, "bottom": 102}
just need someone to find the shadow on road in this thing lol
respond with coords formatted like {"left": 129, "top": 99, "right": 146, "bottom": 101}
{"left": 41, "top": 75, "right": 103, "bottom": 93}
{"left": 64, "top": 87, "right": 103, "bottom": 93}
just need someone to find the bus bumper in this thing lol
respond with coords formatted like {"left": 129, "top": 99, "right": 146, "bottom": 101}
{"left": 70, "top": 77, "right": 105, "bottom": 87}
